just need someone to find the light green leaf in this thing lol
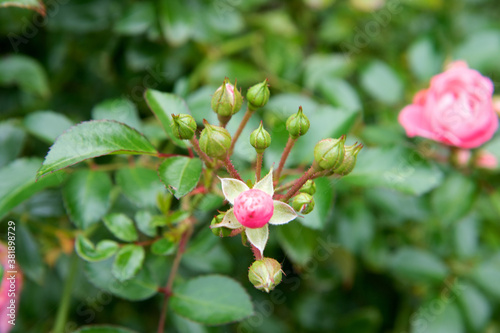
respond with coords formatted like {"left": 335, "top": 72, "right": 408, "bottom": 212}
{"left": 151, "top": 238, "right": 177, "bottom": 256}
{"left": 24, "top": 111, "right": 73, "bottom": 144}
{"left": 344, "top": 146, "right": 444, "bottom": 195}
{"left": 303, "top": 54, "right": 353, "bottom": 90}
{"left": 85, "top": 257, "right": 158, "bottom": 301}
{"left": 73, "top": 326, "right": 139, "bottom": 333}
{"left": 457, "top": 283, "right": 491, "bottom": 332}
{"left": 92, "top": 98, "right": 142, "bottom": 131}
{"left": 158, "top": 0, "right": 193, "bottom": 45}
{"left": 0, "top": 54, "right": 49, "bottom": 97}
{"left": 114, "top": 2, "right": 154, "bottom": 36}
{"left": 389, "top": 247, "right": 448, "bottom": 284}
{"left": 220, "top": 177, "right": 249, "bottom": 205}
{"left": 158, "top": 156, "right": 202, "bottom": 199}
{"left": 144, "top": 89, "right": 190, "bottom": 147}
{"left": 454, "top": 214, "right": 478, "bottom": 259}
{"left": 103, "top": 213, "right": 138, "bottom": 242}
{"left": 0, "top": 121, "right": 25, "bottom": 168}
{"left": 134, "top": 210, "right": 156, "bottom": 237}
{"left": 37, "top": 120, "right": 157, "bottom": 178}
{"left": 454, "top": 30, "right": 500, "bottom": 72}
{"left": 75, "top": 235, "right": 119, "bottom": 262}
{"left": 317, "top": 78, "right": 362, "bottom": 112}
{"left": 411, "top": 303, "right": 464, "bottom": 333}
{"left": 470, "top": 253, "right": 500, "bottom": 300}
{"left": 245, "top": 224, "right": 268, "bottom": 256}
{"left": 0, "top": 158, "right": 65, "bottom": 220}
{"left": 112, "top": 244, "right": 145, "bottom": 281}
{"left": 408, "top": 37, "right": 443, "bottom": 81}
{"left": 269, "top": 201, "right": 297, "bottom": 225}
{"left": 116, "top": 167, "right": 165, "bottom": 208}
{"left": 170, "top": 275, "right": 253, "bottom": 325}
{"left": 360, "top": 60, "right": 403, "bottom": 105}
{"left": 62, "top": 170, "right": 112, "bottom": 230}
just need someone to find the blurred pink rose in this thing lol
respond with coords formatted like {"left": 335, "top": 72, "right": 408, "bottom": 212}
{"left": 399, "top": 61, "right": 498, "bottom": 149}
{"left": 0, "top": 243, "right": 23, "bottom": 333}
{"left": 475, "top": 150, "right": 498, "bottom": 169}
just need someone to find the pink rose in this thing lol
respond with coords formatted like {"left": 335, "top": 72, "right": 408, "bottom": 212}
{"left": 475, "top": 150, "right": 498, "bottom": 169}
{"left": 0, "top": 243, "right": 23, "bottom": 333}
{"left": 399, "top": 61, "right": 498, "bottom": 149}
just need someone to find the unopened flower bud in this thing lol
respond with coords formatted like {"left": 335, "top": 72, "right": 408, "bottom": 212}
{"left": 247, "top": 79, "right": 270, "bottom": 110}
{"left": 314, "top": 135, "right": 346, "bottom": 170}
{"left": 334, "top": 142, "right": 363, "bottom": 176}
{"left": 199, "top": 120, "right": 232, "bottom": 159}
{"left": 299, "top": 179, "right": 316, "bottom": 195}
{"left": 292, "top": 192, "right": 315, "bottom": 214}
{"left": 170, "top": 114, "right": 196, "bottom": 140}
{"left": 250, "top": 121, "right": 271, "bottom": 153}
{"left": 210, "top": 213, "right": 232, "bottom": 237}
{"left": 286, "top": 106, "right": 310, "bottom": 139}
{"left": 211, "top": 78, "right": 243, "bottom": 124}
{"left": 248, "top": 258, "right": 282, "bottom": 293}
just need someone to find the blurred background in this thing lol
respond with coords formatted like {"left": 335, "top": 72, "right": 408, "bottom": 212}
{"left": 1, "top": 0, "right": 500, "bottom": 332}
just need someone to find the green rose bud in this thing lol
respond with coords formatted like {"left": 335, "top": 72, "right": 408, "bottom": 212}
{"left": 292, "top": 192, "right": 315, "bottom": 214}
{"left": 211, "top": 78, "right": 243, "bottom": 124}
{"left": 247, "top": 79, "right": 270, "bottom": 110}
{"left": 248, "top": 258, "right": 283, "bottom": 293}
{"left": 250, "top": 121, "right": 271, "bottom": 153}
{"left": 199, "top": 120, "right": 232, "bottom": 159}
{"left": 334, "top": 142, "right": 363, "bottom": 176}
{"left": 210, "top": 213, "right": 232, "bottom": 237}
{"left": 286, "top": 106, "right": 310, "bottom": 139}
{"left": 299, "top": 179, "right": 316, "bottom": 195}
{"left": 170, "top": 113, "right": 196, "bottom": 140}
{"left": 314, "top": 135, "right": 346, "bottom": 170}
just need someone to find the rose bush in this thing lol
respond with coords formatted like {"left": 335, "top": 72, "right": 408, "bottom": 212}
{"left": 399, "top": 61, "right": 498, "bottom": 148}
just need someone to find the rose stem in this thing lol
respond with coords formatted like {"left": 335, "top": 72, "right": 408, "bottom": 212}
{"left": 255, "top": 152, "right": 263, "bottom": 182}
{"left": 229, "top": 107, "right": 254, "bottom": 155}
{"left": 274, "top": 136, "right": 297, "bottom": 185}
{"left": 224, "top": 155, "right": 243, "bottom": 181}
{"left": 281, "top": 166, "right": 316, "bottom": 202}
{"left": 189, "top": 136, "right": 214, "bottom": 167}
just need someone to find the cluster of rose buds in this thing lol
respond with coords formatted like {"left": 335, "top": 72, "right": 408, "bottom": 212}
{"left": 170, "top": 78, "right": 363, "bottom": 292}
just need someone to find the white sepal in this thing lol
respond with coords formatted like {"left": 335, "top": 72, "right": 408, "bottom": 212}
{"left": 268, "top": 201, "right": 298, "bottom": 225}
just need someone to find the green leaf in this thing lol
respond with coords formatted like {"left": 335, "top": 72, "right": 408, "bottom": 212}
{"left": 0, "top": 121, "right": 25, "bottom": 168}
{"left": 454, "top": 214, "right": 478, "bottom": 259}
{"left": 303, "top": 54, "right": 354, "bottom": 90}
{"left": 410, "top": 303, "right": 464, "bottom": 333}
{"left": 0, "top": 158, "right": 65, "bottom": 220}
{"left": 85, "top": 257, "right": 158, "bottom": 301}
{"left": 470, "top": 253, "right": 500, "bottom": 300}
{"left": 183, "top": 229, "right": 233, "bottom": 274}
{"left": 454, "top": 30, "right": 500, "bottom": 72}
{"left": 360, "top": 60, "right": 403, "bottom": 105}
{"left": 92, "top": 98, "right": 142, "bottom": 131}
{"left": 62, "top": 170, "right": 112, "bottom": 230}
{"left": 158, "top": 157, "right": 202, "bottom": 199}
{"left": 317, "top": 78, "right": 362, "bottom": 112}
{"left": 170, "top": 275, "right": 253, "bottom": 325}
{"left": 457, "top": 283, "right": 491, "bottom": 332}
{"left": 407, "top": 37, "right": 443, "bottom": 81}
{"left": 114, "top": 2, "right": 154, "bottom": 36}
{"left": 112, "top": 244, "right": 145, "bottom": 282}
{"left": 73, "top": 325, "right": 139, "bottom": 333}
{"left": 0, "top": 54, "right": 49, "bottom": 97}
{"left": 144, "top": 89, "right": 190, "bottom": 148}
{"left": 431, "top": 172, "right": 476, "bottom": 227}
{"left": 151, "top": 238, "right": 177, "bottom": 256}
{"left": 134, "top": 210, "right": 157, "bottom": 237}
{"left": 15, "top": 223, "right": 45, "bottom": 283}
{"left": 158, "top": 0, "right": 193, "bottom": 45}
{"left": 389, "top": 247, "right": 448, "bottom": 284}
{"left": 37, "top": 120, "right": 157, "bottom": 178}
{"left": 115, "top": 167, "right": 165, "bottom": 208}
{"left": 344, "top": 146, "right": 444, "bottom": 195}
{"left": 23, "top": 111, "right": 73, "bottom": 144}
{"left": 299, "top": 177, "right": 334, "bottom": 230}
{"left": 103, "top": 213, "right": 138, "bottom": 242}
{"left": 75, "top": 235, "right": 119, "bottom": 262}
{"left": 277, "top": 223, "right": 320, "bottom": 266}
{"left": 337, "top": 200, "right": 374, "bottom": 253}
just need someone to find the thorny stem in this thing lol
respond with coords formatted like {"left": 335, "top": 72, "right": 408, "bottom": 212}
{"left": 275, "top": 136, "right": 297, "bottom": 185}
{"left": 224, "top": 155, "right": 243, "bottom": 181}
{"left": 274, "top": 179, "right": 296, "bottom": 194}
{"left": 229, "top": 107, "right": 254, "bottom": 155}
{"left": 157, "top": 219, "right": 194, "bottom": 333}
{"left": 281, "top": 166, "right": 316, "bottom": 202}
{"left": 251, "top": 244, "right": 263, "bottom": 260}
{"left": 255, "top": 152, "right": 263, "bottom": 182}
{"left": 189, "top": 136, "right": 214, "bottom": 167}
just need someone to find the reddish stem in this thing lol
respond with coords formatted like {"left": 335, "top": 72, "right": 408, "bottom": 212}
{"left": 229, "top": 107, "right": 254, "bottom": 155}
{"left": 274, "top": 136, "right": 297, "bottom": 185}
{"left": 224, "top": 155, "right": 243, "bottom": 181}
{"left": 281, "top": 166, "right": 316, "bottom": 202}
{"left": 255, "top": 152, "right": 263, "bottom": 182}
{"left": 189, "top": 137, "right": 214, "bottom": 167}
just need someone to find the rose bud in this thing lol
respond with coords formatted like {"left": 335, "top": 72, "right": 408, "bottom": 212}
{"left": 286, "top": 106, "right": 310, "bottom": 139}
{"left": 211, "top": 77, "right": 243, "bottom": 125}
{"left": 299, "top": 179, "right": 316, "bottom": 195}
{"left": 248, "top": 258, "right": 283, "bottom": 293}
{"left": 247, "top": 79, "right": 270, "bottom": 110}
{"left": 170, "top": 114, "right": 196, "bottom": 140}
{"left": 333, "top": 142, "right": 363, "bottom": 176}
{"left": 313, "top": 135, "right": 346, "bottom": 170}
{"left": 292, "top": 192, "right": 315, "bottom": 214}
{"left": 210, "top": 213, "right": 232, "bottom": 237}
{"left": 199, "top": 120, "right": 232, "bottom": 159}
{"left": 250, "top": 121, "right": 271, "bottom": 153}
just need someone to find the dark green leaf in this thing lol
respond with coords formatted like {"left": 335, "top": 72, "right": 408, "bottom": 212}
{"left": 15, "top": 223, "right": 45, "bottom": 283}
{"left": 85, "top": 257, "right": 158, "bottom": 301}
{"left": 115, "top": 167, "right": 165, "bottom": 208}
{"left": 144, "top": 89, "right": 190, "bottom": 148}
{"left": 23, "top": 110, "right": 73, "bottom": 144}
{"left": 276, "top": 223, "right": 319, "bottom": 266}
{"left": 103, "top": 213, "right": 138, "bottom": 242}
{"left": 299, "top": 177, "right": 333, "bottom": 230}
{"left": 73, "top": 325, "right": 139, "bottom": 333}
{"left": 114, "top": 2, "right": 154, "bottom": 36}
{"left": 92, "top": 98, "right": 142, "bottom": 131}
{"left": 62, "top": 170, "right": 112, "bottom": 230}
{"left": 389, "top": 247, "right": 448, "bottom": 284}
{"left": 37, "top": 120, "right": 157, "bottom": 178}
{"left": 0, "top": 54, "right": 49, "bottom": 97}
{"left": 0, "top": 158, "right": 65, "bottom": 219}
{"left": 0, "top": 121, "right": 25, "bottom": 168}
{"left": 158, "top": 156, "right": 202, "bottom": 199}
{"left": 112, "top": 244, "right": 145, "bottom": 281}
{"left": 75, "top": 235, "right": 119, "bottom": 262}
{"left": 171, "top": 275, "right": 253, "bottom": 325}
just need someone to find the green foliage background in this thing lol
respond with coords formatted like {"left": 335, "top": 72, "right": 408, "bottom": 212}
{"left": 1, "top": 0, "right": 500, "bottom": 332}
